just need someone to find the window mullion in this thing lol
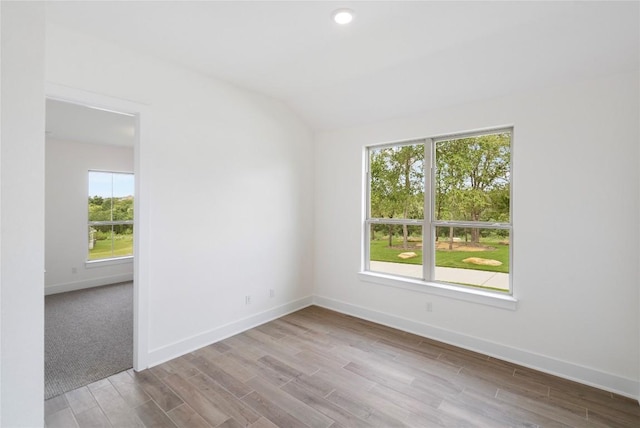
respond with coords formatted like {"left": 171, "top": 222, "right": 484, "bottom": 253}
{"left": 110, "top": 173, "right": 114, "bottom": 222}
{"left": 367, "top": 218, "right": 422, "bottom": 225}
{"left": 433, "top": 220, "right": 511, "bottom": 229}
{"left": 363, "top": 151, "right": 372, "bottom": 272}
{"left": 423, "top": 138, "right": 433, "bottom": 282}
{"left": 89, "top": 220, "right": 134, "bottom": 226}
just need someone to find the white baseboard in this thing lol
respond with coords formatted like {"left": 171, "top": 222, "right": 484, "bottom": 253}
{"left": 45, "top": 273, "right": 134, "bottom": 295}
{"left": 147, "top": 296, "right": 314, "bottom": 367}
{"left": 313, "top": 295, "right": 640, "bottom": 401}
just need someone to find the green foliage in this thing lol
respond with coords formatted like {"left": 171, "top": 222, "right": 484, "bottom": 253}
{"left": 88, "top": 196, "right": 134, "bottom": 222}
{"left": 370, "top": 144, "right": 425, "bottom": 248}
{"left": 369, "top": 133, "right": 510, "bottom": 247}
{"left": 88, "top": 194, "right": 134, "bottom": 260}
{"left": 370, "top": 144, "right": 424, "bottom": 219}
{"left": 435, "top": 133, "right": 510, "bottom": 224}
{"left": 93, "top": 229, "right": 110, "bottom": 241}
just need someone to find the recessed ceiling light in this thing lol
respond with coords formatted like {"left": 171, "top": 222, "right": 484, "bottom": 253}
{"left": 332, "top": 8, "right": 354, "bottom": 25}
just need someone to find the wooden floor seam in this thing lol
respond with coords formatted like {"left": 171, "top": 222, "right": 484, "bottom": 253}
{"left": 45, "top": 305, "right": 640, "bottom": 428}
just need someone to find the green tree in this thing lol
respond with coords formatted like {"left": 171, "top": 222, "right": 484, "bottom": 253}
{"left": 435, "top": 133, "right": 510, "bottom": 244}
{"left": 88, "top": 196, "right": 110, "bottom": 221}
{"left": 113, "top": 197, "right": 134, "bottom": 221}
{"left": 370, "top": 144, "right": 424, "bottom": 248}
{"left": 88, "top": 195, "right": 134, "bottom": 235}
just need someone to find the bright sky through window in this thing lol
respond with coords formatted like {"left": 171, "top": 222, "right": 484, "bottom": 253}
{"left": 89, "top": 171, "right": 135, "bottom": 198}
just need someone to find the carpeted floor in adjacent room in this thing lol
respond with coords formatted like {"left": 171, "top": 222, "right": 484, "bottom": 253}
{"left": 45, "top": 281, "right": 133, "bottom": 400}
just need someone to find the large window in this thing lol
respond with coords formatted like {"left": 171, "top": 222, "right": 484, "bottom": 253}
{"left": 88, "top": 171, "right": 134, "bottom": 261}
{"left": 365, "top": 129, "right": 512, "bottom": 294}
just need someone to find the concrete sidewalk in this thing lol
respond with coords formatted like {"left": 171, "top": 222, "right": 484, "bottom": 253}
{"left": 369, "top": 261, "right": 509, "bottom": 291}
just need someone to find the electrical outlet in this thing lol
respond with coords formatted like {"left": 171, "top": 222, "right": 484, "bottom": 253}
{"left": 426, "top": 302, "right": 433, "bottom": 312}
{"left": 71, "top": 267, "right": 77, "bottom": 274}
{"left": 245, "top": 295, "right": 251, "bottom": 305}
{"left": 269, "top": 289, "right": 275, "bottom": 298}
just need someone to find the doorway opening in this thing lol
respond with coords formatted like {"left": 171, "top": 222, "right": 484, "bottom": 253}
{"left": 44, "top": 85, "right": 149, "bottom": 399}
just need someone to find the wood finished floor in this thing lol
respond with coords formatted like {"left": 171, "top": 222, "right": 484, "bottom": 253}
{"left": 45, "top": 306, "right": 640, "bottom": 428}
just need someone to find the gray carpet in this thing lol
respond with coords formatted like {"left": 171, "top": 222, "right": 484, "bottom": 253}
{"left": 45, "top": 282, "right": 133, "bottom": 399}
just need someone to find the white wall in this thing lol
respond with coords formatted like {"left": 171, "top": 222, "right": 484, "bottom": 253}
{"left": 1, "top": 1, "right": 3, "bottom": 421}
{"left": 46, "top": 24, "right": 315, "bottom": 366}
{"left": 45, "top": 139, "right": 134, "bottom": 294}
{"left": 314, "top": 71, "right": 640, "bottom": 398}
{"left": 1, "top": 1, "right": 4, "bottom": 422}
{"left": 0, "top": 2, "right": 45, "bottom": 426}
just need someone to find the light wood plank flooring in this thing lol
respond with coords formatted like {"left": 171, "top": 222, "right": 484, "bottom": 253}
{"left": 45, "top": 306, "right": 640, "bottom": 427}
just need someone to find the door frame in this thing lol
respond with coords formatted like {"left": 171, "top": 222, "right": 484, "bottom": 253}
{"left": 45, "top": 82, "right": 150, "bottom": 370}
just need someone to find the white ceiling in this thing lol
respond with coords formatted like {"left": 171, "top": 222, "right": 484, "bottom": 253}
{"left": 45, "top": 1, "right": 639, "bottom": 131}
{"left": 46, "top": 99, "right": 136, "bottom": 147}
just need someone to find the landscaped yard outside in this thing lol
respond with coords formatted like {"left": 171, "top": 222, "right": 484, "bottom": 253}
{"left": 370, "top": 235, "right": 509, "bottom": 273}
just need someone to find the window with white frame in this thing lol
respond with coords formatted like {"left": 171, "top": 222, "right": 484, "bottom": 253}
{"left": 364, "top": 128, "right": 512, "bottom": 293}
{"left": 88, "top": 171, "right": 134, "bottom": 261}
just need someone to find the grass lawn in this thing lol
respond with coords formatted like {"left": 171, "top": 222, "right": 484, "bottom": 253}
{"left": 370, "top": 237, "right": 509, "bottom": 273}
{"left": 89, "top": 235, "right": 133, "bottom": 260}
{"left": 370, "top": 239, "right": 423, "bottom": 265}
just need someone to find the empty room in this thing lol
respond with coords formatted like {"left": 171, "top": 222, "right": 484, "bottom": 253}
{"left": 44, "top": 99, "right": 136, "bottom": 399}
{"left": 1, "top": 1, "right": 639, "bottom": 427}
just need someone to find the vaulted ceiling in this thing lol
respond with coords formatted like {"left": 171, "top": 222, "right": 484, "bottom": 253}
{"left": 45, "top": 1, "right": 639, "bottom": 131}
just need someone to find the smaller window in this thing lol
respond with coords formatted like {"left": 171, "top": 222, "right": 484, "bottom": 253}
{"left": 88, "top": 171, "right": 134, "bottom": 261}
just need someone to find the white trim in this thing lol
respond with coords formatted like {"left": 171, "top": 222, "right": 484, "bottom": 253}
{"left": 0, "top": 2, "right": 3, "bottom": 420}
{"left": 147, "top": 296, "right": 314, "bottom": 367}
{"left": 45, "top": 82, "right": 151, "bottom": 371}
{"left": 85, "top": 256, "right": 133, "bottom": 268}
{"left": 134, "top": 103, "right": 151, "bottom": 370}
{"left": 44, "top": 274, "right": 133, "bottom": 295}
{"left": 313, "top": 295, "right": 639, "bottom": 401}
{"left": 431, "top": 126, "right": 514, "bottom": 143}
{"left": 361, "top": 147, "right": 370, "bottom": 272}
{"left": 358, "top": 271, "right": 517, "bottom": 310}
{"left": 425, "top": 138, "right": 433, "bottom": 281}
{"left": 509, "top": 128, "right": 515, "bottom": 296}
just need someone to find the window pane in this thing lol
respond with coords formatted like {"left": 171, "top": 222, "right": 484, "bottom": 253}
{"left": 370, "top": 144, "right": 424, "bottom": 219}
{"left": 112, "top": 173, "right": 135, "bottom": 221}
{"left": 369, "top": 224, "right": 423, "bottom": 279}
{"left": 112, "top": 195, "right": 134, "bottom": 221}
{"left": 88, "top": 225, "right": 113, "bottom": 260}
{"left": 112, "top": 224, "right": 134, "bottom": 257}
{"left": 434, "top": 226, "right": 509, "bottom": 292}
{"left": 434, "top": 133, "right": 510, "bottom": 222}
{"left": 88, "top": 225, "right": 134, "bottom": 260}
{"left": 88, "top": 196, "right": 112, "bottom": 222}
{"left": 88, "top": 171, "right": 114, "bottom": 199}
{"left": 88, "top": 171, "right": 134, "bottom": 260}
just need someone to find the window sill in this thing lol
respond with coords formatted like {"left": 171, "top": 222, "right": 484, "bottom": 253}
{"left": 85, "top": 256, "right": 133, "bottom": 269}
{"left": 357, "top": 271, "right": 517, "bottom": 310}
